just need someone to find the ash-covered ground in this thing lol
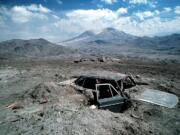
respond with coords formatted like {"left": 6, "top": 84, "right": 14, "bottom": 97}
{"left": 0, "top": 58, "right": 180, "bottom": 135}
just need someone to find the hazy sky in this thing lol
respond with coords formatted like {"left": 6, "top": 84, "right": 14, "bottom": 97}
{"left": 0, "top": 0, "right": 180, "bottom": 42}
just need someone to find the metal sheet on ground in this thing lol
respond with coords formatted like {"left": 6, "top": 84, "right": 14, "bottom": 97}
{"left": 135, "top": 88, "right": 179, "bottom": 108}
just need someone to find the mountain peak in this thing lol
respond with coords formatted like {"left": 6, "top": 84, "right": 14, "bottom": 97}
{"left": 33, "top": 38, "right": 50, "bottom": 43}
{"left": 62, "top": 27, "right": 137, "bottom": 44}
{"left": 103, "top": 27, "right": 117, "bottom": 31}
{"left": 96, "top": 27, "right": 133, "bottom": 41}
{"left": 38, "top": 38, "right": 47, "bottom": 41}
{"left": 78, "top": 30, "right": 95, "bottom": 38}
{"left": 100, "top": 27, "right": 127, "bottom": 35}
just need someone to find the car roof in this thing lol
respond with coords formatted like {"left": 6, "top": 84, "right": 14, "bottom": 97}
{"left": 78, "top": 70, "right": 127, "bottom": 81}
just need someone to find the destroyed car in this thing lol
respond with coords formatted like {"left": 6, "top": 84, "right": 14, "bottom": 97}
{"left": 72, "top": 72, "right": 136, "bottom": 112}
{"left": 59, "top": 71, "right": 179, "bottom": 112}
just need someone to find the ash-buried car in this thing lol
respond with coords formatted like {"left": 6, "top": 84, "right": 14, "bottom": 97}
{"left": 59, "top": 71, "right": 178, "bottom": 112}
{"left": 74, "top": 72, "right": 136, "bottom": 112}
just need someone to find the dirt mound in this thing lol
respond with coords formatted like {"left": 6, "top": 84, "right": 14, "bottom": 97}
{"left": 23, "top": 82, "right": 59, "bottom": 104}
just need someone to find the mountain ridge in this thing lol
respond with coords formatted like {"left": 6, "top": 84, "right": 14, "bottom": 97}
{"left": 61, "top": 27, "right": 180, "bottom": 59}
{"left": 0, "top": 38, "right": 77, "bottom": 58}
{"left": 62, "top": 27, "right": 180, "bottom": 47}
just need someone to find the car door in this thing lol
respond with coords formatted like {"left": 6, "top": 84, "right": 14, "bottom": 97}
{"left": 96, "top": 83, "right": 126, "bottom": 112}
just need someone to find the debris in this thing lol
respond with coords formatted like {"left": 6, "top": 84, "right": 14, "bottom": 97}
{"left": 97, "top": 56, "right": 106, "bottom": 62}
{"left": 89, "top": 105, "right": 96, "bottom": 109}
{"left": 74, "top": 60, "right": 79, "bottom": 63}
{"left": 6, "top": 102, "right": 23, "bottom": 110}
{"left": 89, "top": 58, "right": 96, "bottom": 62}
{"left": 39, "top": 96, "right": 48, "bottom": 104}
{"left": 58, "top": 78, "right": 76, "bottom": 86}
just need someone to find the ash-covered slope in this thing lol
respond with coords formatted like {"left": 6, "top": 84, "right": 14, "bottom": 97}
{"left": 63, "top": 27, "right": 180, "bottom": 48}
{"left": 61, "top": 28, "right": 138, "bottom": 46}
{"left": 62, "top": 31, "right": 95, "bottom": 43}
{"left": 95, "top": 27, "right": 138, "bottom": 44}
{"left": 62, "top": 27, "right": 180, "bottom": 59}
{"left": 0, "top": 38, "right": 77, "bottom": 58}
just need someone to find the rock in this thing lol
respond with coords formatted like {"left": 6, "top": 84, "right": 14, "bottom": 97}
{"left": 89, "top": 58, "right": 95, "bottom": 62}
{"left": 38, "top": 112, "right": 44, "bottom": 117}
{"left": 135, "top": 75, "right": 141, "bottom": 79}
{"left": 73, "top": 60, "right": 79, "bottom": 63}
